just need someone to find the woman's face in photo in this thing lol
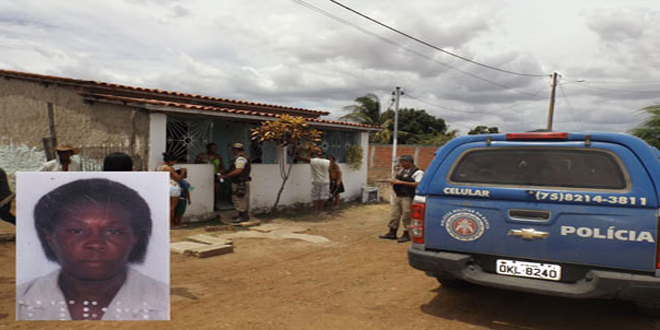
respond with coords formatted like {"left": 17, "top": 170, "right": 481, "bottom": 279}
{"left": 45, "top": 204, "right": 137, "bottom": 280}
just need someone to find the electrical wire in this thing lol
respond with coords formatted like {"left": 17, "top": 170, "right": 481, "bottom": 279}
{"left": 571, "top": 83, "right": 660, "bottom": 94}
{"left": 558, "top": 84, "right": 584, "bottom": 132}
{"left": 292, "top": 0, "right": 548, "bottom": 99}
{"left": 404, "top": 82, "right": 549, "bottom": 115}
{"left": 327, "top": 0, "right": 549, "bottom": 78}
{"left": 581, "top": 80, "right": 660, "bottom": 84}
{"left": 561, "top": 77, "right": 660, "bottom": 84}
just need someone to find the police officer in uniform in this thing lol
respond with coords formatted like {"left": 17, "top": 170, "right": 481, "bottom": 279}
{"left": 379, "top": 155, "right": 424, "bottom": 243}
{"left": 219, "top": 143, "right": 252, "bottom": 223}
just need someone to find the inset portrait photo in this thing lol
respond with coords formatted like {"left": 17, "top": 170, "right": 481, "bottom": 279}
{"left": 15, "top": 172, "right": 170, "bottom": 321}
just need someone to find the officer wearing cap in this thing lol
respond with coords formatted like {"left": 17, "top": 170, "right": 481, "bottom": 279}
{"left": 218, "top": 143, "right": 252, "bottom": 223}
{"left": 379, "top": 155, "right": 424, "bottom": 243}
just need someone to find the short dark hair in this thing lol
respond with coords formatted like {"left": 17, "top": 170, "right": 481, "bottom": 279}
{"left": 103, "top": 152, "right": 133, "bottom": 171}
{"left": 206, "top": 143, "right": 217, "bottom": 150}
{"left": 34, "top": 178, "right": 152, "bottom": 263}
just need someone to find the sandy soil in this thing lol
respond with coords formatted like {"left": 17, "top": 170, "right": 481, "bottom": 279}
{"left": 0, "top": 203, "right": 658, "bottom": 329}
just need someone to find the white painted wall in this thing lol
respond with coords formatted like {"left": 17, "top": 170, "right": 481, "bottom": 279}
{"left": 148, "top": 112, "right": 167, "bottom": 171}
{"left": 147, "top": 113, "right": 371, "bottom": 214}
{"left": 172, "top": 164, "right": 214, "bottom": 220}
{"left": 249, "top": 132, "right": 370, "bottom": 211}
{"left": 0, "top": 142, "right": 47, "bottom": 188}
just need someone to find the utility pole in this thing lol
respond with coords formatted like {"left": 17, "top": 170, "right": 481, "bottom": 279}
{"left": 546, "top": 72, "right": 558, "bottom": 131}
{"left": 391, "top": 87, "right": 402, "bottom": 178}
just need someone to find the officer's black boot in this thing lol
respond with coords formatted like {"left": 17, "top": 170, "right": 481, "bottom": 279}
{"left": 379, "top": 228, "right": 398, "bottom": 240}
{"left": 397, "top": 230, "right": 410, "bottom": 243}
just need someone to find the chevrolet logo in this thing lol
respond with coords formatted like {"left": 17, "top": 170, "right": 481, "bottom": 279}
{"left": 508, "top": 228, "right": 549, "bottom": 240}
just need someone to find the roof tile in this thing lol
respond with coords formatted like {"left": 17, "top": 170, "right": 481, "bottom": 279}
{"left": 82, "top": 93, "right": 379, "bottom": 130}
{"left": 0, "top": 69, "right": 330, "bottom": 116}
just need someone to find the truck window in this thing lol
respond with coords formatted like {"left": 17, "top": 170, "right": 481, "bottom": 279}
{"left": 449, "top": 148, "right": 628, "bottom": 190}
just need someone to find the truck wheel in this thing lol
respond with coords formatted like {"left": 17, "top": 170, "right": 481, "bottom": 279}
{"left": 637, "top": 304, "right": 660, "bottom": 317}
{"left": 435, "top": 274, "right": 465, "bottom": 288}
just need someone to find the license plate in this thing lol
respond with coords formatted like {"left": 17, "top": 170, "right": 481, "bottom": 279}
{"left": 496, "top": 259, "right": 561, "bottom": 281}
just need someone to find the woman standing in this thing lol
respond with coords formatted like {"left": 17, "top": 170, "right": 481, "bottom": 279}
{"left": 328, "top": 156, "right": 344, "bottom": 210}
{"left": 156, "top": 153, "right": 185, "bottom": 227}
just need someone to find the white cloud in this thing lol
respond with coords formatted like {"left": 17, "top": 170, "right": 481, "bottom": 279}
{"left": 0, "top": 0, "right": 658, "bottom": 134}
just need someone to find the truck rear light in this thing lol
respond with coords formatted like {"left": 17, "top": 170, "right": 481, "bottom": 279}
{"left": 506, "top": 132, "right": 568, "bottom": 140}
{"left": 410, "top": 202, "right": 426, "bottom": 244}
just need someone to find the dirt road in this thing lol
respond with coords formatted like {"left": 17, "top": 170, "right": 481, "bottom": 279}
{"left": 0, "top": 203, "right": 658, "bottom": 329}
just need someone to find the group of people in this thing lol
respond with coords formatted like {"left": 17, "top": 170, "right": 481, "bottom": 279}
{"left": 14, "top": 142, "right": 251, "bottom": 228}
{"left": 0, "top": 145, "right": 133, "bottom": 226}
{"left": 299, "top": 151, "right": 345, "bottom": 214}
{"left": 159, "top": 142, "right": 252, "bottom": 227}
{"left": 2, "top": 142, "right": 423, "bottom": 243}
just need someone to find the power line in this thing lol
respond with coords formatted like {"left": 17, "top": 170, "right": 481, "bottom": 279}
{"left": 292, "top": 0, "right": 548, "bottom": 99}
{"left": 328, "top": 0, "right": 549, "bottom": 78}
{"left": 561, "top": 78, "right": 660, "bottom": 84}
{"left": 572, "top": 83, "right": 660, "bottom": 94}
{"left": 404, "top": 82, "right": 549, "bottom": 115}
{"left": 583, "top": 80, "right": 660, "bottom": 84}
{"left": 558, "top": 84, "right": 584, "bottom": 132}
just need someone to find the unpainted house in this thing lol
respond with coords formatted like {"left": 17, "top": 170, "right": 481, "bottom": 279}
{"left": 0, "top": 69, "right": 378, "bottom": 218}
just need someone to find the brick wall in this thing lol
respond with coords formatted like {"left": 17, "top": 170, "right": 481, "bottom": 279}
{"left": 367, "top": 144, "right": 439, "bottom": 201}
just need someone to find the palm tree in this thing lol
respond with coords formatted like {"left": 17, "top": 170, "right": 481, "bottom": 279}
{"left": 631, "top": 105, "right": 660, "bottom": 149}
{"left": 341, "top": 93, "right": 391, "bottom": 143}
{"left": 341, "top": 93, "right": 382, "bottom": 125}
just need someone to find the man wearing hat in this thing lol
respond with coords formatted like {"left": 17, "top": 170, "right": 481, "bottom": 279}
{"left": 38, "top": 144, "right": 81, "bottom": 172}
{"left": 379, "top": 155, "right": 424, "bottom": 243}
{"left": 219, "top": 143, "right": 251, "bottom": 223}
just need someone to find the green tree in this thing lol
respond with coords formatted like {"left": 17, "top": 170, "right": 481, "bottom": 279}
{"left": 384, "top": 108, "right": 448, "bottom": 144}
{"left": 341, "top": 95, "right": 452, "bottom": 145}
{"left": 631, "top": 105, "right": 660, "bottom": 149}
{"left": 468, "top": 125, "right": 500, "bottom": 135}
{"left": 416, "top": 129, "right": 460, "bottom": 146}
{"left": 341, "top": 93, "right": 392, "bottom": 143}
{"left": 251, "top": 115, "right": 323, "bottom": 211}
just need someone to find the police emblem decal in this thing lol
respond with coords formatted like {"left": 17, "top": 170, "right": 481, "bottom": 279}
{"left": 441, "top": 209, "right": 490, "bottom": 241}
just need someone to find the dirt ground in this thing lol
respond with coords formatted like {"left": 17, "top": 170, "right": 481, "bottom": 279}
{"left": 0, "top": 203, "right": 659, "bottom": 329}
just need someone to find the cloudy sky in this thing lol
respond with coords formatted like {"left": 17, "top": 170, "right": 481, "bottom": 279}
{"left": 1, "top": 0, "right": 659, "bottom": 135}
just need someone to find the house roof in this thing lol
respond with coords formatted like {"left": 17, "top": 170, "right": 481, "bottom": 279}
{"left": 0, "top": 69, "right": 331, "bottom": 117}
{"left": 83, "top": 93, "right": 381, "bottom": 131}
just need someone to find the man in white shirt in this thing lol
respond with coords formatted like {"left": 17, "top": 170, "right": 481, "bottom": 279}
{"left": 38, "top": 144, "right": 81, "bottom": 172}
{"left": 309, "top": 151, "right": 331, "bottom": 214}
{"left": 379, "top": 155, "right": 424, "bottom": 243}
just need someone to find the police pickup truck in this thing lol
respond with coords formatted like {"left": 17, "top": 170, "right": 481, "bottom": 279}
{"left": 407, "top": 132, "right": 660, "bottom": 314}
